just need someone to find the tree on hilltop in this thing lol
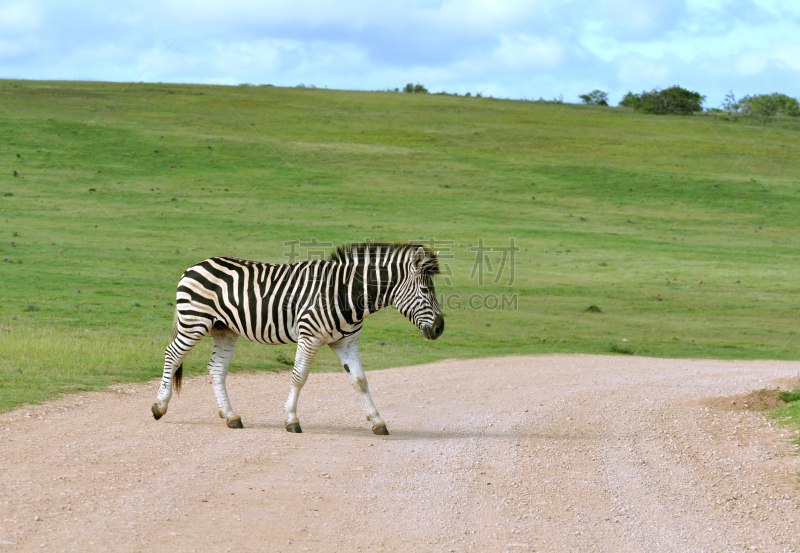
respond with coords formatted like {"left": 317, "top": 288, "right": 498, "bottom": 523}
{"left": 403, "top": 83, "right": 428, "bottom": 94}
{"left": 740, "top": 93, "right": 799, "bottom": 118}
{"left": 579, "top": 90, "right": 609, "bottom": 106}
{"left": 619, "top": 86, "right": 704, "bottom": 115}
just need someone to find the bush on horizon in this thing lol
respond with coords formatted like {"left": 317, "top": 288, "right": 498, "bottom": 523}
{"left": 741, "top": 93, "right": 800, "bottom": 118}
{"left": 619, "top": 86, "right": 705, "bottom": 115}
{"left": 579, "top": 90, "right": 609, "bottom": 106}
{"left": 403, "top": 83, "right": 428, "bottom": 94}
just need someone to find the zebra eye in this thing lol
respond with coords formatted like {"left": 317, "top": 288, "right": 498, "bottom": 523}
{"left": 420, "top": 286, "right": 429, "bottom": 294}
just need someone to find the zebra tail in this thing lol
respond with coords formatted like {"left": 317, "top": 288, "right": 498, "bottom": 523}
{"left": 174, "top": 363, "right": 183, "bottom": 394}
{"left": 171, "top": 306, "right": 183, "bottom": 394}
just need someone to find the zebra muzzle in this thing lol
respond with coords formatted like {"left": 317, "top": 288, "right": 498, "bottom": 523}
{"left": 421, "top": 313, "right": 445, "bottom": 340}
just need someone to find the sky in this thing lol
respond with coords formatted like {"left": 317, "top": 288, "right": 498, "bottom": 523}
{"left": 1, "top": 0, "right": 799, "bottom": 107}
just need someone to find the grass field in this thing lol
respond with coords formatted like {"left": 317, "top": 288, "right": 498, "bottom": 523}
{"left": 2, "top": 79, "right": 800, "bottom": 412}
{"left": 771, "top": 389, "right": 800, "bottom": 445}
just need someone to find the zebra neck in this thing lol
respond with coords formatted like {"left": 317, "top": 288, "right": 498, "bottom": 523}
{"left": 340, "top": 260, "right": 402, "bottom": 321}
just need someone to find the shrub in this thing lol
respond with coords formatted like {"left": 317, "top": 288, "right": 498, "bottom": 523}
{"left": 609, "top": 342, "right": 634, "bottom": 355}
{"left": 579, "top": 90, "right": 609, "bottom": 106}
{"left": 722, "top": 90, "right": 741, "bottom": 114}
{"left": 619, "top": 92, "right": 641, "bottom": 109}
{"left": 740, "top": 93, "right": 800, "bottom": 118}
{"left": 403, "top": 83, "right": 428, "bottom": 94}
{"left": 779, "top": 389, "right": 800, "bottom": 403}
{"left": 620, "top": 86, "right": 704, "bottom": 115}
{"left": 640, "top": 86, "right": 704, "bottom": 115}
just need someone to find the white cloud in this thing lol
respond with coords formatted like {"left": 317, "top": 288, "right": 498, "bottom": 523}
{"left": 616, "top": 54, "right": 671, "bottom": 85}
{"left": 735, "top": 50, "right": 769, "bottom": 76}
{"left": 0, "top": 1, "right": 42, "bottom": 31}
{"left": 602, "top": 0, "right": 683, "bottom": 37}
{"left": 772, "top": 41, "right": 800, "bottom": 72}
{"left": 492, "top": 34, "right": 566, "bottom": 70}
{"left": 432, "top": 0, "right": 545, "bottom": 35}
{"left": 0, "top": 38, "right": 38, "bottom": 59}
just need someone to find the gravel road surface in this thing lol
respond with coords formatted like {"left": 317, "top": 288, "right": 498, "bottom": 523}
{"left": 1, "top": 354, "right": 799, "bottom": 552}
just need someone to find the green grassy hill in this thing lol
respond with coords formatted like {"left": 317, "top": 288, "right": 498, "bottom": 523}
{"left": 2, "top": 79, "right": 800, "bottom": 411}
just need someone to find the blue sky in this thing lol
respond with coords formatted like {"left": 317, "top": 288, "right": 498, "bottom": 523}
{"left": 1, "top": 0, "right": 798, "bottom": 106}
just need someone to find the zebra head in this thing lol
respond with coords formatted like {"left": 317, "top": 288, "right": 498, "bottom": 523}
{"left": 394, "top": 247, "right": 445, "bottom": 340}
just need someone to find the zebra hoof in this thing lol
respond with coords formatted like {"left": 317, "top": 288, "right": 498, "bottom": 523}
{"left": 372, "top": 424, "right": 390, "bottom": 435}
{"left": 227, "top": 419, "right": 244, "bottom": 429}
{"left": 285, "top": 423, "right": 303, "bottom": 433}
{"left": 151, "top": 404, "right": 163, "bottom": 420}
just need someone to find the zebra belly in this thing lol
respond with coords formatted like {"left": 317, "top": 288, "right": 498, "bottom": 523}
{"left": 234, "top": 320, "right": 299, "bottom": 345}
{"left": 235, "top": 323, "right": 361, "bottom": 346}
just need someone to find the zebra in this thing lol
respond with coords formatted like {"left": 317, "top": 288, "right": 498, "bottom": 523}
{"left": 151, "top": 242, "right": 444, "bottom": 435}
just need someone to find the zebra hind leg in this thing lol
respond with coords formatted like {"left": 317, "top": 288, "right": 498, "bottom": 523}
{"left": 283, "top": 337, "right": 322, "bottom": 433}
{"left": 207, "top": 326, "right": 242, "bottom": 428}
{"left": 152, "top": 331, "right": 204, "bottom": 420}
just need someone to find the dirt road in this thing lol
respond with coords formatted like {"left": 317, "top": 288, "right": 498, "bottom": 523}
{"left": 1, "top": 354, "right": 799, "bottom": 552}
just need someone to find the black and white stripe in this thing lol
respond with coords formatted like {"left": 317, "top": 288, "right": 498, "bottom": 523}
{"left": 152, "top": 242, "right": 444, "bottom": 434}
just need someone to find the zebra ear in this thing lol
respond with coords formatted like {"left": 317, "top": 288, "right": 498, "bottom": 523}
{"left": 411, "top": 247, "right": 427, "bottom": 270}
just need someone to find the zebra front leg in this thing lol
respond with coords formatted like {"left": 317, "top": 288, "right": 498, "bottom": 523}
{"left": 207, "top": 327, "right": 242, "bottom": 428}
{"left": 283, "top": 337, "right": 322, "bottom": 433}
{"left": 152, "top": 332, "right": 203, "bottom": 420}
{"left": 328, "top": 337, "right": 388, "bottom": 435}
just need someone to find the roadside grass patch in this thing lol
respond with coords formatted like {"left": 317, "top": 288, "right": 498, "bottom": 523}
{"left": 779, "top": 389, "right": 800, "bottom": 403}
{"left": 769, "top": 387, "right": 800, "bottom": 445}
{"left": 609, "top": 342, "right": 634, "bottom": 355}
{"left": 769, "top": 397, "right": 800, "bottom": 446}
{"left": 703, "top": 384, "right": 800, "bottom": 447}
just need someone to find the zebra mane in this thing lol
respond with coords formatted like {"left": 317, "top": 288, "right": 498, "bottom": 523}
{"left": 328, "top": 242, "right": 440, "bottom": 276}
